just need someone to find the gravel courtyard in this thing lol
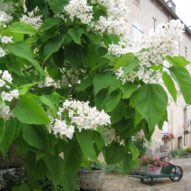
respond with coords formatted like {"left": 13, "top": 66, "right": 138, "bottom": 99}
{"left": 101, "top": 158, "right": 191, "bottom": 191}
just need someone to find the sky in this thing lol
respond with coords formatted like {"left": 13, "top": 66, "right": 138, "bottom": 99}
{"left": 173, "top": 0, "right": 191, "bottom": 26}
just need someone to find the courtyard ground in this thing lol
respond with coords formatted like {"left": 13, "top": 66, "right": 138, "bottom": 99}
{"left": 101, "top": 158, "right": 191, "bottom": 191}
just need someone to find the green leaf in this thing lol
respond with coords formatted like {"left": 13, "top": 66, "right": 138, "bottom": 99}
{"left": 18, "top": 83, "right": 38, "bottom": 96}
{"left": 162, "top": 72, "right": 177, "bottom": 102}
{"left": 103, "top": 143, "right": 125, "bottom": 164}
{"left": 76, "top": 75, "right": 93, "bottom": 92}
{"left": 39, "top": 95, "right": 57, "bottom": 112}
{"left": 45, "top": 155, "right": 65, "bottom": 187}
{"left": 0, "top": 119, "right": 17, "bottom": 156}
{"left": 13, "top": 94, "right": 50, "bottom": 125}
{"left": 109, "top": 78, "right": 122, "bottom": 94}
{"left": 48, "top": 0, "right": 68, "bottom": 14}
{"left": 8, "top": 22, "right": 37, "bottom": 35}
{"left": 6, "top": 42, "right": 44, "bottom": 75}
{"left": 93, "top": 73, "right": 116, "bottom": 95}
{"left": 103, "top": 91, "right": 121, "bottom": 112}
{"left": 129, "top": 143, "right": 139, "bottom": 161}
{"left": 43, "top": 35, "right": 65, "bottom": 63}
{"left": 109, "top": 102, "right": 126, "bottom": 124}
{"left": 166, "top": 56, "right": 190, "bottom": 67}
{"left": 12, "top": 183, "right": 30, "bottom": 191}
{"left": 22, "top": 125, "right": 46, "bottom": 150}
{"left": 68, "top": 28, "right": 84, "bottom": 45}
{"left": 120, "top": 83, "right": 138, "bottom": 99}
{"left": 40, "top": 18, "right": 61, "bottom": 32}
{"left": 0, "top": 119, "right": 5, "bottom": 144}
{"left": 114, "top": 53, "right": 139, "bottom": 70}
{"left": 63, "top": 139, "right": 82, "bottom": 174}
{"left": 170, "top": 66, "right": 191, "bottom": 104}
{"left": 131, "top": 84, "right": 168, "bottom": 130}
{"left": 77, "top": 130, "right": 97, "bottom": 160}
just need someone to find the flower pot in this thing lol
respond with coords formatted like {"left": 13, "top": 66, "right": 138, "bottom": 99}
{"left": 146, "top": 165, "right": 161, "bottom": 175}
{"left": 78, "top": 169, "right": 104, "bottom": 190}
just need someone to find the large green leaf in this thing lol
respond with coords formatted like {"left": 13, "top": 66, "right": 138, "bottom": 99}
{"left": 162, "top": 72, "right": 177, "bottom": 102}
{"left": 8, "top": 22, "right": 37, "bottom": 35}
{"left": 77, "top": 130, "right": 97, "bottom": 160}
{"left": 170, "top": 66, "right": 191, "bottom": 104}
{"left": 45, "top": 155, "right": 65, "bottom": 187}
{"left": 166, "top": 56, "right": 190, "bottom": 67}
{"left": 6, "top": 42, "right": 44, "bottom": 75}
{"left": 40, "top": 18, "right": 61, "bottom": 32}
{"left": 103, "top": 143, "right": 125, "bottom": 164}
{"left": 0, "top": 119, "right": 17, "bottom": 156}
{"left": 120, "top": 83, "right": 138, "bottom": 99}
{"left": 129, "top": 143, "right": 139, "bottom": 161}
{"left": 48, "top": 0, "right": 69, "bottom": 14}
{"left": 93, "top": 73, "right": 116, "bottom": 95}
{"left": 43, "top": 35, "right": 65, "bottom": 63}
{"left": 0, "top": 119, "right": 5, "bottom": 144}
{"left": 39, "top": 95, "right": 57, "bottom": 113}
{"left": 114, "top": 53, "right": 139, "bottom": 70}
{"left": 103, "top": 91, "right": 121, "bottom": 112}
{"left": 131, "top": 84, "right": 168, "bottom": 130}
{"left": 22, "top": 125, "right": 46, "bottom": 150}
{"left": 13, "top": 94, "right": 50, "bottom": 125}
{"left": 68, "top": 28, "right": 84, "bottom": 45}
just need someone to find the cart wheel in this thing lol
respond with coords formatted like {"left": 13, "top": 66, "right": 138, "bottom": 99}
{"left": 169, "top": 165, "right": 183, "bottom": 182}
{"left": 141, "top": 178, "right": 144, "bottom": 183}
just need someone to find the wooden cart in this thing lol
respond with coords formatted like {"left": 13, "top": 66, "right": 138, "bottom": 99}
{"left": 129, "top": 163, "right": 183, "bottom": 185}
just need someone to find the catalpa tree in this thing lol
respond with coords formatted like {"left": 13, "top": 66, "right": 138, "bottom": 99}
{"left": 0, "top": 0, "right": 191, "bottom": 190}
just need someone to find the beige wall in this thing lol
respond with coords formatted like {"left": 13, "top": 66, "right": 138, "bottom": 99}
{"left": 126, "top": 0, "right": 191, "bottom": 152}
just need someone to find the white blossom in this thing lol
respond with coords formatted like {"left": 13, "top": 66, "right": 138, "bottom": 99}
{"left": 20, "top": 7, "right": 42, "bottom": 29}
{"left": 40, "top": 76, "right": 61, "bottom": 89}
{"left": 0, "top": 70, "right": 18, "bottom": 120}
{"left": 0, "top": 10, "right": 12, "bottom": 27}
{"left": 0, "top": 105, "right": 11, "bottom": 120}
{"left": 2, "top": 70, "right": 13, "bottom": 83}
{"left": 0, "top": 36, "right": 13, "bottom": 44}
{"left": 114, "top": 20, "right": 184, "bottom": 84}
{"left": 48, "top": 99, "right": 111, "bottom": 139}
{"left": 0, "top": 47, "right": 6, "bottom": 57}
{"left": 64, "top": 0, "right": 93, "bottom": 24}
{"left": 1, "top": 91, "right": 14, "bottom": 102}
{"left": 94, "top": 0, "right": 130, "bottom": 42}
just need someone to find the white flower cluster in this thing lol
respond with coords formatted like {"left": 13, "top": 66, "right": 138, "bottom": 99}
{"left": 48, "top": 99, "right": 111, "bottom": 139}
{"left": 20, "top": 7, "right": 43, "bottom": 29}
{"left": 94, "top": 0, "right": 130, "bottom": 40}
{"left": 115, "top": 20, "right": 184, "bottom": 84}
{"left": 0, "top": 36, "right": 13, "bottom": 44}
{"left": 0, "top": 70, "right": 19, "bottom": 120}
{"left": 64, "top": 0, "right": 93, "bottom": 24}
{"left": 0, "top": 47, "right": 6, "bottom": 58}
{"left": 39, "top": 76, "right": 61, "bottom": 89}
{"left": 0, "top": 35, "right": 13, "bottom": 58}
{"left": 0, "top": 10, "right": 12, "bottom": 27}
{"left": 102, "top": 128, "right": 124, "bottom": 146}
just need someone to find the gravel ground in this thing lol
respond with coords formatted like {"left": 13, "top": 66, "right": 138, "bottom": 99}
{"left": 101, "top": 158, "right": 191, "bottom": 191}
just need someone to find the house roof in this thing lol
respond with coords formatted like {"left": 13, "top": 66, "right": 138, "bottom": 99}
{"left": 157, "top": 0, "right": 191, "bottom": 37}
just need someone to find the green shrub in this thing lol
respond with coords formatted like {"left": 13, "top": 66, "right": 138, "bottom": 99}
{"left": 170, "top": 149, "right": 190, "bottom": 158}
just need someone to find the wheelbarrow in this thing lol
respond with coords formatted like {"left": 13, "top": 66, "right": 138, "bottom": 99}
{"left": 129, "top": 162, "right": 183, "bottom": 185}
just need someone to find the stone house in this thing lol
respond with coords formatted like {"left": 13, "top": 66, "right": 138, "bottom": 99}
{"left": 126, "top": 0, "right": 191, "bottom": 152}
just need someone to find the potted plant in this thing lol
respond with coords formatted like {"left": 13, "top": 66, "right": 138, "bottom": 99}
{"left": 140, "top": 156, "right": 167, "bottom": 175}
{"left": 162, "top": 133, "right": 175, "bottom": 143}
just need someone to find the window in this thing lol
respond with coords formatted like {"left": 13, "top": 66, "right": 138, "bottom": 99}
{"left": 185, "top": 46, "right": 188, "bottom": 57}
{"left": 153, "top": 17, "right": 157, "bottom": 32}
{"left": 132, "top": 23, "right": 143, "bottom": 40}
{"left": 133, "top": 0, "right": 140, "bottom": 6}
